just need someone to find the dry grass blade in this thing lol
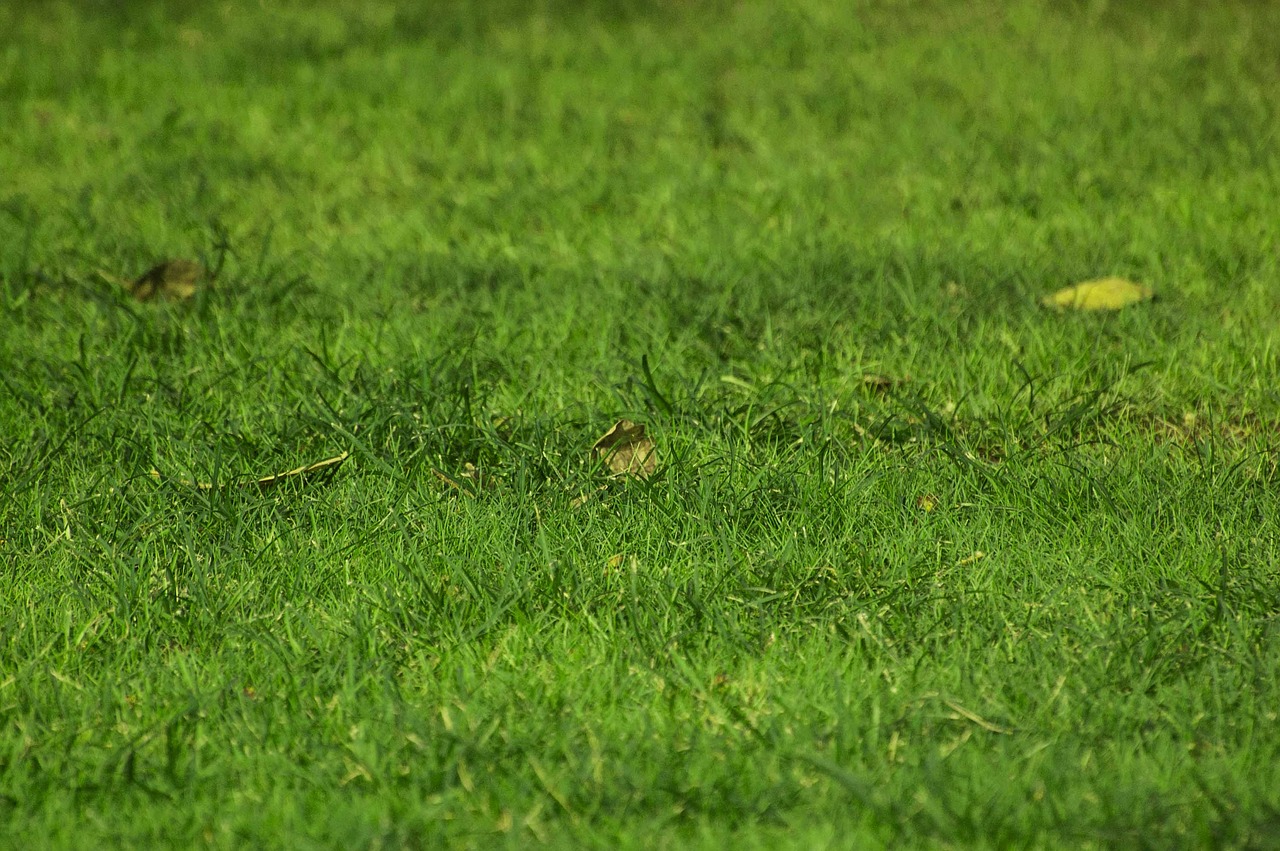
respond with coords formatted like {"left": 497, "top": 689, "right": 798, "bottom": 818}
{"left": 943, "top": 699, "right": 1012, "bottom": 734}
{"left": 150, "top": 451, "right": 350, "bottom": 491}
{"left": 252, "top": 451, "right": 349, "bottom": 489}
{"left": 591, "top": 419, "right": 657, "bottom": 480}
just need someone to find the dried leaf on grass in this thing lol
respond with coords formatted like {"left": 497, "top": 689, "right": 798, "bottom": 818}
{"left": 591, "top": 419, "right": 657, "bottom": 480}
{"left": 132, "top": 259, "right": 204, "bottom": 301}
{"left": 1041, "top": 277, "right": 1153, "bottom": 311}
{"left": 862, "top": 373, "right": 909, "bottom": 393}
{"left": 150, "top": 451, "right": 349, "bottom": 491}
{"left": 99, "top": 259, "right": 205, "bottom": 301}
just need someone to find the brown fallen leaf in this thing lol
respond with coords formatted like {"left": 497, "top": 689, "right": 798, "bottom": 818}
{"left": 591, "top": 419, "right": 657, "bottom": 480}
{"left": 99, "top": 259, "right": 205, "bottom": 301}
{"left": 132, "top": 259, "right": 203, "bottom": 301}
{"left": 862, "top": 373, "right": 909, "bottom": 393}
{"left": 916, "top": 493, "right": 939, "bottom": 512}
{"left": 150, "top": 451, "right": 349, "bottom": 491}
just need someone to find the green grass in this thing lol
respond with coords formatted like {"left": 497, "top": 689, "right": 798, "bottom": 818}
{"left": 3, "top": 0, "right": 1280, "bottom": 847}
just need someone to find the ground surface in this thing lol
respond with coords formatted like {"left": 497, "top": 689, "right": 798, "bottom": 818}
{"left": 2, "top": 1, "right": 1280, "bottom": 847}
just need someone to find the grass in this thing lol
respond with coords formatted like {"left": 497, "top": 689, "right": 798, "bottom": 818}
{"left": 2, "top": 0, "right": 1280, "bottom": 846}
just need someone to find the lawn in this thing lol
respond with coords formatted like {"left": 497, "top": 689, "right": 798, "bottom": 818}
{"left": 2, "top": 0, "right": 1280, "bottom": 847}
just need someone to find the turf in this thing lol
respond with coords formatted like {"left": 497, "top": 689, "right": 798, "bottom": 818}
{"left": 2, "top": 0, "right": 1280, "bottom": 847}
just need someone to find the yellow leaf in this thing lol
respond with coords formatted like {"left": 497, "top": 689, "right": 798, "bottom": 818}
{"left": 591, "top": 419, "right": 657, "bottom": 480}
{"left": 1041, "top": 277, "right": 1153, "bottom": 311}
